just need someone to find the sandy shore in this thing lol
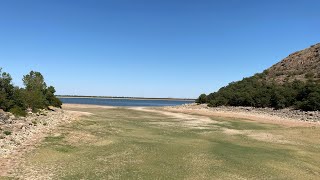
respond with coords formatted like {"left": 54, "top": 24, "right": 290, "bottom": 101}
{"left": 161, "top": 104, "right": 320, "bottom": 127}
{"left": 65, "top": 103, "right": 320, "bottom": 127}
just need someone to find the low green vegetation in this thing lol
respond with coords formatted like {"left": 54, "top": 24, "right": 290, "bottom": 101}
{"left": 197, "top": 72, "right": 320, "bottom": 111}
{"left": 3, "top": 130, "right": 12, "bottom": 136}
{"left": 11, "top": 107, "right": 320, "bottom": 179}
{"left": 195, "top": 93, "right": 207, "bottom": 104}
{"left": 0, "top": 68, "right": 62, "bottom": 116}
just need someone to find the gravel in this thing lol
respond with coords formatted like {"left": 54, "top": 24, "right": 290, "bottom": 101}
{"left": 166, "top": 103, "right": 320, "bottom": 122}
{"left": 0, "top": 108, "right": 75, "bottom": 157}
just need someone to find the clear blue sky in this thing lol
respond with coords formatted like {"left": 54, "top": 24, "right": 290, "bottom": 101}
{"left": 0, "top": 0, "right": 319, "bottom": 98}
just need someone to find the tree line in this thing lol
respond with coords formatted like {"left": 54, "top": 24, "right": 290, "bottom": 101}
{"left": 0, "top": 68, "right": 62, "bottom": 116}
{"left": 196, "top": 72, "right": 320, "bottom": 111}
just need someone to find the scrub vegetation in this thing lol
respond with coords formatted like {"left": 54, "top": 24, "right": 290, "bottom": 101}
{"left": 197, "top": 76, "right": 320, "bottom": 111}
{"left": 0, "top": 68, "right": 62, "bottom": 116}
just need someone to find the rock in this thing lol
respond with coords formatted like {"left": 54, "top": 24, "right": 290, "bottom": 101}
{"left": 6, "top": 119, "right": 13, "bottom": 124}
{"left": 48, "top": 106, "right": 55, "bottom": 111}
{"left": 13, "top": 123, "right": 25, "bottom": 130}
{"left": 27, "top": 108, "right": 32, "bottom": 113}
{"left": 0, "top": 112, "right": 9, "bottom": 121}
{"left": 39, "top": 112, "right": 47, "bottom": 116}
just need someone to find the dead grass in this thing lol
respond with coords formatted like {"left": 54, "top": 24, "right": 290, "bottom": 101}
{"left": 3, "top": 104, "right": 320, "bottom": 179}
{"left": 162, "top": 107, "right": 320, "bottom": 127}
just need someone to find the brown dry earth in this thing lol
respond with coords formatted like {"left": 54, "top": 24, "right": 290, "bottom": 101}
{"left": 161, "top": 106, "right": 320, "bottom": 128}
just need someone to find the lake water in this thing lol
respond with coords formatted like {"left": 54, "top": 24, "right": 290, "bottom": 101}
{"left": 59, "top": 98, "right": 194, "bottom": 107}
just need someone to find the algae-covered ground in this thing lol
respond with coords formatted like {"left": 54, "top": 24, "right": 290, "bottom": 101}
{"left": 8, "top": 106, "right": 320, "bottom": 179}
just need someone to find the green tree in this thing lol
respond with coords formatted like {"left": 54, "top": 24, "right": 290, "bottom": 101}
{"left": 0, "top": 68, "right": 62, "bottom": 115}
{"left": 23, "top": 71, "right": 47, "bottom": 110}
{"left": 23, "top": 71, "right": 47, "bottom": 91}
{"left": 45, "top": 86, "right": 62, "bottom": 108}
{"left": 10, "top": 87, "right": 27, "bottom": 116}
{"left": 0, "top": 68, "right": 15, "bottom": 111}
{"left": 196, "top": 94, "right": 207, "bottom": 104}
{"left": 205, "top": 73, "right": 320, "bottom": 111}
{"left": 298, "top": 92, "right": 320, "bottom": 111}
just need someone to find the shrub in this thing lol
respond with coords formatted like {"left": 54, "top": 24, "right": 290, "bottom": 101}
{"left": 0, "top": 68, "right": 62, "bottom": 115}
{"left": 9, "top": 106, "right": 27, "bottom": 117}
{"left": 205, "top": 76, "right": 320, "bottom": 111}
{"left": 305, "top": 72, "right": 315, "bottom": 79}
{"left": 3, "top": 131, "right": 12, "bottom": 136}
{"left": 196, "top": 94, "right": 207, "bottom": 104}
{"left": 297, "top": 92, "right": 320, "bottom": 111}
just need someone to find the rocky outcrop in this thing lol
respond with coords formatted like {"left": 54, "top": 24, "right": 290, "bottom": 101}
{"left": 266, "top": 43, "right": 320, "bottom": 83}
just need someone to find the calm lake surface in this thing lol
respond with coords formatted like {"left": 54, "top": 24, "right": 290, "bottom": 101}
{"left": 59, "top": 98, "right": 194, "bottom": 107}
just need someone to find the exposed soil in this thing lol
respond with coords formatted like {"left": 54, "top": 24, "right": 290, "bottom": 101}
{"left": 162, "top": 104, "right": 320, "bottom": 127}
{"left": 0, "top": 108, "right": 91, "bottom": 177}
{"left": 131, "top": 107, "right": 294, "bottom": 144}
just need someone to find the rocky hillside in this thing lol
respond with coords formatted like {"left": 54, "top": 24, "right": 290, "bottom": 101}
{"left": 201, "top": 42, "right": 320, "bottom": 111}
{"left": 265, "top": 43, "right": 320, "bottom": 83}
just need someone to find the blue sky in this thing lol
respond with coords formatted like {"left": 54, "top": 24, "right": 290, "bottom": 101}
{"left": 0, "top": 0, "right": 319, "bottom": 98}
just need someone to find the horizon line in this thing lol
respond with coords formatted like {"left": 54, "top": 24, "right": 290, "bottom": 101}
{"left": 57, "top": 95, "right": 196, "bottom": 101}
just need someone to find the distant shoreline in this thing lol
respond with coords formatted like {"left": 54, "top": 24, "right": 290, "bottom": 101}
{"left": 57, "top": 96, "right": 195, "bottom": 101}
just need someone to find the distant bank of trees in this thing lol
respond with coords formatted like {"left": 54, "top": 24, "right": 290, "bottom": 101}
{"left": 196, "top": 73, "right": 320, "bottom": 111}
{"left": 0, "top": 68, "right": 62, "bottom": 116}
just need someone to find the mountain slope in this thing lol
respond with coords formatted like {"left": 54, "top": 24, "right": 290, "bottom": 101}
{"left": 265, "top": 43, "right": 320, "bottom": 83}
{"left": 200, "top": 43, "right": 320, "bottom": 111}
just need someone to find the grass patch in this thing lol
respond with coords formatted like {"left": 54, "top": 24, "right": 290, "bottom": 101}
{"left": 53, "top": 144, "right": 77, "bottom": 153}
{"left": 3, "top": 131, "right": 12, "bottom": 136}
{"left": 13, "top": 107, "right": 320, "bottom": 179}
{"left": 44, "top": 135, "right": 65, "bottom": 142}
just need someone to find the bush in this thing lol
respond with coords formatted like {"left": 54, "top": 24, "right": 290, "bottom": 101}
{"left": 204, "top": 76, "right": 320, "bottom": 111}
{"left": 9, "top": 106, "right": 27, "bottom": 117}
{"left": 305, "top": 72, "right": 315, "bottom": 79}
{"left": 297, "top": 92, "right": 320, "bottom": 111}
{"left": 0, "top": 68, "right": 62, "bottom": 115}
{"left": 196, "top": 94, "right": 207, "bottom": 104}
{"left": 3, "top": 131, "right": 12, "bottom": 136}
